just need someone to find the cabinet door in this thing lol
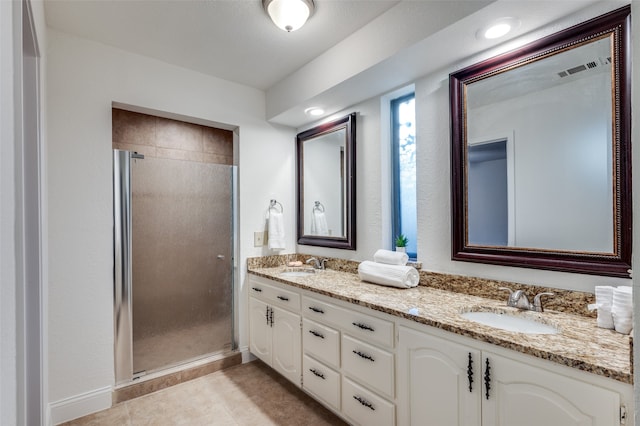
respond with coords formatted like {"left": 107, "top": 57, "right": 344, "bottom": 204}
{"left": 398, "top": 326, "right": 481, "bottom": 426}
{"left": 249, "top": 297, "right": 271, "bottom": 365}
{"left": 272, "top": 306, "right": 302, "bottom": 386}
{"left": 482, "top": 352, "right": 621, "bottom": 426}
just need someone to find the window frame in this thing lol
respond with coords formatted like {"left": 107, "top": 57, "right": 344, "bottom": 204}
{"left": 390, "top": 92, "right": 416, "bottom": 259}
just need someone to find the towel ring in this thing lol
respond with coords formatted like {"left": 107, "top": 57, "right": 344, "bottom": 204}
{"left": 269, "top": 199, "right": 283, "bottom": 214}
{"left": 313, "top": 201, "right": 325, "bottom": 213}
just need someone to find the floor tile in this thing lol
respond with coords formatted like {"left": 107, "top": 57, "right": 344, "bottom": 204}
{"left": 63, "top": 360, "right": 347, "bottom": 426}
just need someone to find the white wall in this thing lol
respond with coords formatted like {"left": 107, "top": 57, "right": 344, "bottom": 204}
{"left": 46, "top": 29, "right": 296, "bottom": 422}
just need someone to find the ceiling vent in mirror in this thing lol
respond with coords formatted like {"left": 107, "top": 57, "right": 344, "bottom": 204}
{"left": 557, "top": 57, "right": 610, "bottom": 78}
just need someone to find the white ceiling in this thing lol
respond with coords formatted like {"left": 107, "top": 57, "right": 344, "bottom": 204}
{"left": 44, "top": 0, "right": 400, "bottom": 91}
{"left": 44, "top": 0, "right": 626, "bottom": 127}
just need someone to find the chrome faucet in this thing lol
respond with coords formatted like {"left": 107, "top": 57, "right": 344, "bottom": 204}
{"left": 306, "top": 257, "right": 328, "bottom": 270}
{"left": 499, "top": 287, "right": 554, "bottom": 312}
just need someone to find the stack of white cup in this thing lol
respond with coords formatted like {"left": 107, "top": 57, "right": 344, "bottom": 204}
{"left": 611, "top": 286, "right": 633, "bottom": 335}
{"left": 594, "top": 286, "right": 614, "bottom": 329}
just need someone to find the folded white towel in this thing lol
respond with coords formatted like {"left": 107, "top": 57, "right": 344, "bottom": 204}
{"left": 268, "top": 211, "right": 285, "bottom": 250}
{"left": 373, "top": 249, "right": 408, "bottom": 266}
{"left": 358, "top": 261, "right": 419, "bottom": 289}
{"left": 310, "top": 210, "right": 329, "bottom": 236}
{"left": 594, "top": 286, "right": 614, "bottom": 329}
{"left": 612, "top": 286, "right": 633, "bottom": 334}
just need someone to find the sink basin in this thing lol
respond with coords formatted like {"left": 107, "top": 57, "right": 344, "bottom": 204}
{"left": 460, "top": 311, "right": 558, "bottom": 334}
{"left": 279, "top": 269, "right": 316, "bottom": 277}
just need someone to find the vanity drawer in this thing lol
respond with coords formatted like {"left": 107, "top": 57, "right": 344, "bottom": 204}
{"left": 342, "top": 377, "right": 395, "bottom": 426}
{"left": 302, "top": 295, "right": 394, "bottom": 348}
{"left": 249, "top": 277, "right": 300, "bottom": 311}
{"left": 303, "top": 318, "right": 340, "bottom": 368}
{"left": 303, "top": 355, "right": 340, "bottom": 411}
{"left": 336, "top": 307, "right": 394, "bottom": 348}
{"left": 302, "top": 295, "right": 342, "bottom": 325}
{"left": 342, "top": 334, "right": 394, "bottom": 398}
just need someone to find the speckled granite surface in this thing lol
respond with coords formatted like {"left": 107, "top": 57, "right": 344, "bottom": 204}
{"left": 247, "top": 258, "right": 632, "bottom": 384}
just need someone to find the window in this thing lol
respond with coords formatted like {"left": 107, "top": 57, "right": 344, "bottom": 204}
{"left": 391, "top": 93, "right": 416, "bottom": 259}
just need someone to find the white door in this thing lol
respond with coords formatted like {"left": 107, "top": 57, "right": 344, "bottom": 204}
{"left": 398, "top": 327, "right": 481, "bottom": 426}
{"left": 482, "top": 352, "right": 621, "bottom": 426}
{"left": 272, "top": 306, "right": 301, "bottom": 386}
{"left": 249, "top": 297, "right": 271, "bottom": 365}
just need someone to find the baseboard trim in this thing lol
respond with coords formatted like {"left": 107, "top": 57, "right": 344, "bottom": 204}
{"left": 49, "top": 386, "right": 112, "bottom": 425}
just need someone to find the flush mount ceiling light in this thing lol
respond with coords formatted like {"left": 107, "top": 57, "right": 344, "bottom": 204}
{"left": 263, "top": 0, "right": 315, "bottom": 32}
{"left": 477, "top": 17, "right": 520, "bottom": 40}
{"left": 304, "top": 107, "right": 324, "bottom": 116}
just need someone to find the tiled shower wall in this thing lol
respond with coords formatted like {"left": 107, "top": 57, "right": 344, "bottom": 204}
{"left": 112, "top": 108, "right": 233, "bottom": 164}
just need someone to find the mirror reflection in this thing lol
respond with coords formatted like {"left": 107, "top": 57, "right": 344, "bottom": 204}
{"left": 303, "top": 128, "right": 346, "bottom": 237}
{"left": 450, "top": 6, "right": 631, "bottom": 277}
{"left": 297, "top": 113, "right": 356, "bottom": 250}
{"left": 466, "top": 37, "right": 613, "bottom": 253}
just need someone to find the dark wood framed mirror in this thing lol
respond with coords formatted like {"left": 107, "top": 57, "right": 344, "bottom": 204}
{"left": 297, "top": 113, "right": 356, "bottom": 249}
{"left": 450, "top": 6, "right": 631, "bottom": 277}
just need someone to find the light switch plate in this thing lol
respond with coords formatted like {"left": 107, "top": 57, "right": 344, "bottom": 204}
{"left": 254, "top": 231, "right": 265, "bottom": 247}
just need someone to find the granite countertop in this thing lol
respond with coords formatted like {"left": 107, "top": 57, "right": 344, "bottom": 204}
{"left": 248, "top": 265, "right": 633, "bottom": 384}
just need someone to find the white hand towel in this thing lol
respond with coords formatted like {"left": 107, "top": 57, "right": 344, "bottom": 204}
{"left": 358, "top": 261, "right": 419, "bottom": 289}
{"left": 612, "top": 286, "right": 633, "bottom": 334}
{"left": 310, "top": 210, "right": 329, "bottom": 236}
{"left": 373, "top": 249, "right": 408, "bottom": 266}
{"left": 268, "top": 212, "right": 285, "bottom": 250}
{"left": 594, "top": 286, "right": 614, "bottom": 329}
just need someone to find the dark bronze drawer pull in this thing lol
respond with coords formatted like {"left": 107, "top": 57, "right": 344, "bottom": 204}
{"left": 467, "top": 352, "right": 473, "bottom": 392}
{"left": 352, "top": 350, "right": 374, "bottom": 362}
{"left": 277, "top": 295, "right": 289, "bottom": 301}
{"left": 309, "top": 368, "right": 325, "bottom": 380}
{"left": 352, "top": 322, "right": 375, "bottom": 332}
{"left": 353, "top": 395, "right": 375, "bottom": 411}
{"left": 484, "top": 357, "right": 491, "bottom": 400}
{"left": 308, "top": 306, "right": 325, "bottom": 314}
{"left": 309, "top": 330, "right": 325, "bottom": 339}
{"left": 252, "top": 287, "right": 262, "bottom": 292}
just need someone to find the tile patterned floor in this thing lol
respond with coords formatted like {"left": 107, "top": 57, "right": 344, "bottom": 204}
{"left": 62, "top": 360, "right": 348, "bottom": 426}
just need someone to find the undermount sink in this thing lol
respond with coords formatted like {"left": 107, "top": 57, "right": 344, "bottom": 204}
{"left": 279, "top": 269, "right": 316, "bottom": 277}
{"left": 460, "top": 310, "right": 559, "bottom": 335}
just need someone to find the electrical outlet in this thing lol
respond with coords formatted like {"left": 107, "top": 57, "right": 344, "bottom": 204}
{"left": 254, "top": 231, "right": 265, "bottom": 247}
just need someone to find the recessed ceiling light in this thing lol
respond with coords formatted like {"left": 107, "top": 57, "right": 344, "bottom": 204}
{"left": 305, "top": 107, "right": 324, "bottom": 116}
{"left": 477, "top": 18, "right": 520, "bottom": 40}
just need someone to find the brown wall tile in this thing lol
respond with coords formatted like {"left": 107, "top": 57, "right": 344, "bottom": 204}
{"left": 155, "top": 119, "right": 203, "bottom": 152}
{"left": 112, "top": 108, "right": 233, "bottom": 165}
{"left": 203, "top": 128, "right": 233, "bottom": 156}
{"left": 112, "top": 109, "right": 156, "bottom": 146}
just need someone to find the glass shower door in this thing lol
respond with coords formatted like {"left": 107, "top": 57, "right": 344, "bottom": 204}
{"left": 114, "top": 150, "right": 234, "bottom": 381}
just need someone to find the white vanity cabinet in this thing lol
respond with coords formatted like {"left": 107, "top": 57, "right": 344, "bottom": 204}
{"left": 302, "top": 294, "right": 396, "bottom": 426}
{"left": 398, "top": 325, "right": 631, "bottom": 426}
{"left": 248, "top": 277, "right": 301, "bottom": 386}
{"left": 397, "top": 326, "right": 481, "bottom": 425}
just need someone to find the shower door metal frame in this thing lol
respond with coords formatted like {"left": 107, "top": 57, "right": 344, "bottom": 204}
{"left": 113, "top": 150, "right": 133, "bottom": 385}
